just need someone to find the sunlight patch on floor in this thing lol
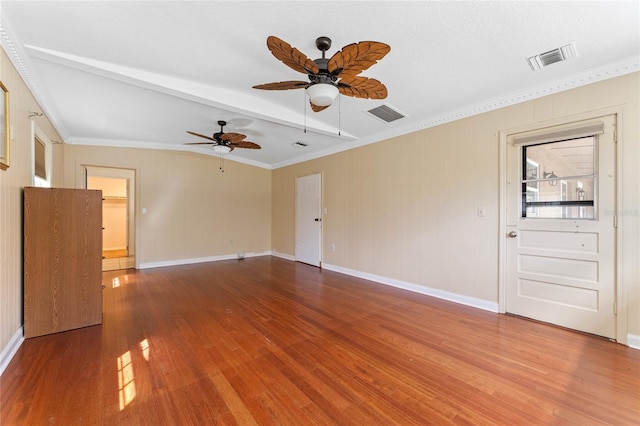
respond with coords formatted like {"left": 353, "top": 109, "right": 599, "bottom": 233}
{"left": 140, "top": 339, "right": 150, "bottom": 362}
{"left": 112, "top": 274, "right": 132, "bottom": 289}
{"left": 117, "top": 350, "right": 136, "bottom": 410}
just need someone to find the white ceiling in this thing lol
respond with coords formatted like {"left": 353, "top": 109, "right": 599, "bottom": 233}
{"left": 1, "top": 1, "right": 638, "bottom": 169}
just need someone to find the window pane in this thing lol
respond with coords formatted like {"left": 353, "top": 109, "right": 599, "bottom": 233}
{"left": 526, "top": 137, "right": 595, "bottom": 178}
{"left": 35, "top": 138, "right": 46, "bottom": 179}
{"left": 522, "top": 136, "right": 596, "bottom": 219}
{"left": 534, "top": 177, "right": 594, "bottom": 202}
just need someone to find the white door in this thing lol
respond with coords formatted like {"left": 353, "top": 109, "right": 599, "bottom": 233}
{"left": 296, "top": 173, "right": 322, "bottom": 267}
{"left": 505, "top": 115, "right": 617, "bottom": 339}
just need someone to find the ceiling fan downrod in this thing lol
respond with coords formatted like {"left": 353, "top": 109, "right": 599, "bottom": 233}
{"left": 311, "top": 37, "right": 337, "bottom": 87}
{"left": 315, "top": 36, "right": 331, "bottom": 58}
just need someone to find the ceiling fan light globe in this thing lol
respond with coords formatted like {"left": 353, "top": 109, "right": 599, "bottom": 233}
{"left": 212, "top": 145, "right": 232, "bottom": 155}
{"left": 306, "top": 83, "right": 339, "bottom": 107}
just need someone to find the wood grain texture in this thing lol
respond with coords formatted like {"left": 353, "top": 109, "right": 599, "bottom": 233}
{"left": 328, "top": 41, "right": 391, "bottom": 77}
{"left": 4, "top": 257, "right": 639, "bottom": 424}
{"left": 265, "top": 36, "right": 318, "bottom": 75}
{"left": 24, "top": 187, "right": 103, "bottom": 338}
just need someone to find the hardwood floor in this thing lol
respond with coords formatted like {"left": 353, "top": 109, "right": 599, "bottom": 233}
{"left": 2, "top": 256, "right": 639, "bottom": 425}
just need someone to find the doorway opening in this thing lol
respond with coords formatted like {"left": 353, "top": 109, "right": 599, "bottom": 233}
{"left": 86, "top": 166, "right": 136, "bottom": 271}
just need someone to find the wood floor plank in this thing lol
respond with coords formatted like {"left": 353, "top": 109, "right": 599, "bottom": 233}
{"left": 1, "top": 256, "right": 639, "bottom": 424}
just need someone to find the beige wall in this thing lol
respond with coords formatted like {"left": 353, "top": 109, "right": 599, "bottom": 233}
{"left": 102, "top": 200, "right": 127, "bottom": 250}
{"left": 62, "top": 145, "right": 272, "bottom": 266}
{"left": 272, "top": 72, "right": 640, "bottom": 340}
{"left": 0, "top": 48, "right": 63, "bottom": 358}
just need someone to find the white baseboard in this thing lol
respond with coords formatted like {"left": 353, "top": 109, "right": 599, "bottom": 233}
{"left": 627, "top": 334, "right": 640, "bottom": 350}
{"left": 0, "top": 327, "right": 24, "bottom": 377}
{"left": 322, "top": 263, "right": 499, "bottom": 313}
{"left": 271, "top": 250, "right": 296, "bottom": 261}
{"left": 139, "top": 251, "right": 271, "bottom": 269}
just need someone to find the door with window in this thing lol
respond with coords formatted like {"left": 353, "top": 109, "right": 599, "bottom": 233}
{"left": 506, "top": 115, "right": 617, "bottom": 339}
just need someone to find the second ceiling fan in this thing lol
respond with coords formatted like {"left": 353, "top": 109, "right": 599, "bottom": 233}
{"left": 184, "top": 120, "right": 261, "bottom": 153}
{"left": 253, "top": 36, "right": 390, "bottom": 112}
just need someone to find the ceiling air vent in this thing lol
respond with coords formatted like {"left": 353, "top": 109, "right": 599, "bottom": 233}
{"left": 527, "top": 42, "right": 578, "bottom": 70}
{"left": 366, "top": 104, "right": 405, "bottom": 123}
{"left": 293, "top": 141, "right": 308, "bottom": 148}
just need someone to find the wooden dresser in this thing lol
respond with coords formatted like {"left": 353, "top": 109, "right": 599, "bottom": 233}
{"left": 23, "top": 187, "right": 103, "bottom": 338}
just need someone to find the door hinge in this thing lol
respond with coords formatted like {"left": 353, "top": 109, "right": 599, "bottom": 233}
{"left": 613, "top": 125, "right": 618, "bottom": 143}
{"left": 614, "top": 302, "right": 617, "bottom": 315}
{"left": 613, "top": 214, "right": 617, "bottom": 228}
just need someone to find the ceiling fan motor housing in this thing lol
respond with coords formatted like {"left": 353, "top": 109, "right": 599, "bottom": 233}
{"left": 214, "top": 121, "right": 227, "bottom": 141}
{"left": 308, "top": 55, "right": 339, "bottom": 106}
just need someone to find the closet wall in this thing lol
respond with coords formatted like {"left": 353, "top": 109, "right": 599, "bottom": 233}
{"left": 88, "top": 176, "right": 127, "bottom": 251}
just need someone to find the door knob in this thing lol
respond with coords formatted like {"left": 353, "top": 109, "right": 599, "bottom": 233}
{"left": 508, "top": 231, "right": 518, "bottom": 238}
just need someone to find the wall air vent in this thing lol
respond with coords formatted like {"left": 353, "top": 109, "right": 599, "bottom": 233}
{"left": 527, "top": 42, "right": 578, "bottom": 70}
{"left": 366, "top": 104, "right": 405, "bottom": 123}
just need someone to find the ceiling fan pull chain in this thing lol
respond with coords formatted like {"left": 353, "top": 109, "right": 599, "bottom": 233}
{"left": 303, "top": 90, "right": 307, "bottom": 134}
{"left": 338, "top": 94, "right": 341, "bottom": 136}
{"left": 219, "top": 153, "right": 224, "bottom": 172}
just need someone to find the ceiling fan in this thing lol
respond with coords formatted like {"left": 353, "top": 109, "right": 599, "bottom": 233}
{"left": 253, "top": 36, "right": 390, "bottom": 112}
{"left": 184, "top": 120, "right": 261, "bottom": 154}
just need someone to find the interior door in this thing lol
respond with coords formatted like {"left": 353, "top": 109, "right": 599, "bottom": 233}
{"left": 296, "top": 173, "right": 322, "bottom": 267}
{"left": 505, "top": 115, "right": 617, "bottom": 339}
{"left": 24, "top": 187, "right": 103, "bottom": 338}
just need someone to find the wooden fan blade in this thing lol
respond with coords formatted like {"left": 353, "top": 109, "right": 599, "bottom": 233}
{"left": 310, "top": 101, "right": 329, "bottom": 113}
{"left": 219, "top": 132, "right": 246, "bottom": 143}
{"left": 253, "top": 81, "right": 309, "bottom": 90}
{"left": 338, "top": 76, "right": 388, "bottom": 99}
{"left": 231, "top": 141, "right": 261, "bottom": 150}
{"left": 186, "top": 131, "right": 216, "bottom": 141}
{"left": 184, "top": 142, "right": 215, "bottom": 145}
{"left": 328, "top": 41, "right": 390, "bottom": 77}
{"left": 266, "top": 36, "right": 319, "bottom": 75}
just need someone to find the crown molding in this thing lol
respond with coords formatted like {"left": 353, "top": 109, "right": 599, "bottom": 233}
{"left": 273, "top": 55, "right": 639, "bottom": 169}
{"left": 0, "top": 7, "right": 70, "bottom": 140}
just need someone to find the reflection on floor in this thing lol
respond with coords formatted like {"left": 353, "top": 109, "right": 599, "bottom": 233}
{"left": 102, "top": 256, "right": 135, "bottom": 271}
